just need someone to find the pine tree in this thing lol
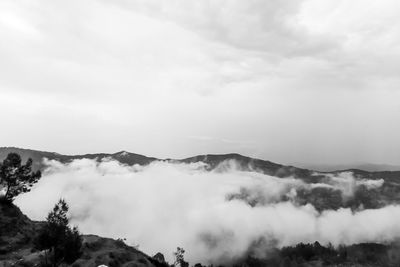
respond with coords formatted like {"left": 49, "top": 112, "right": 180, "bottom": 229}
{"left": 35, "top": 199, "right": 82, "bottom": 266}
{"left": 0, "top": 153, "right": 41, "bottom": 202}
{"left": 173, "top": 247, "right": 189, "bottom": 267}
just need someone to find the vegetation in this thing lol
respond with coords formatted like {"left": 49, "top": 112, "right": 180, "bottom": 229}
{"left": 0, "top": 153, "right": 41, "bottom": 202}
{"left": 174, "top": 247, "right": 189, "bottom": 267}
{"left": 34, "top": 199, "right": 82, "bottom": 266}
{"left": 232, "top": 241, "right": 400, "bottom": 267}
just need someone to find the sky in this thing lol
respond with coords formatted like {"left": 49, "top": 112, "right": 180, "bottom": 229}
{"left": 1, "top": 0, "right": 400, "bottom": 165}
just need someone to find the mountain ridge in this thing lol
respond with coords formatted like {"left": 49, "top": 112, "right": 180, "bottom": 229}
{"left": 2, "top": 147, "right": 400, "bottom": 186}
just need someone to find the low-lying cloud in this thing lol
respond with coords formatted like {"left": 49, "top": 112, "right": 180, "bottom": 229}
{"left": 313, "top": 171, "right": 385, "bottom": 199}
{"left": 15, "top": 158, "right": 400, "bottom": 264}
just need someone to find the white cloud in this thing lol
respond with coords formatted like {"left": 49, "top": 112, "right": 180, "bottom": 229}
{"left": 15, "top": 159, "right": 400, "bottom": 264}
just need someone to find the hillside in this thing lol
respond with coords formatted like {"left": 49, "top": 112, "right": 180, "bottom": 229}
{"left": 0, "top": 200, "right": 168, "bottom": 267}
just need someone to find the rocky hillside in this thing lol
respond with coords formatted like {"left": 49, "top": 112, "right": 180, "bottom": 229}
{"left": 0, "top": 201, "right": 169, "bottom": 267}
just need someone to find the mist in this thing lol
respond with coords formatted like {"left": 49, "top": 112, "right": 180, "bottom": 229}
{"left": 15, "top": 158, "right": 400, "bottom": 264}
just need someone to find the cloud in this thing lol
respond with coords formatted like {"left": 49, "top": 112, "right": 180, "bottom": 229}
{"left": 313, "top": 172, "right": 384, "bottom": 199}
{"left": 115, "top": 0, "right": 337, "bottom": 56}
{"left": 15, "top": 159, "right": 400, "bottom": 264}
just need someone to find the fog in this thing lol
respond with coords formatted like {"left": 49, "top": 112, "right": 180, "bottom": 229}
{"left": 15, "top": 159, "right": 400, "bottom": 264}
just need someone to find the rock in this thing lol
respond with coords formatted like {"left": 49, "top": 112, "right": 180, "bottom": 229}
{"left": 153, "top": 252, "right": 166, "bottom": 263}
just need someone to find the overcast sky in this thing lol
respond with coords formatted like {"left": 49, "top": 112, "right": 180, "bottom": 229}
{"left": 1, "top": 0, "right": 400, "bottom": 165}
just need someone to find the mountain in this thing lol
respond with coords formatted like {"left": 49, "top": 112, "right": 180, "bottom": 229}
{"left": 0, "top": 147, "right": 157, "bottom": 171}
{"left": 178, "top": 153, "right": 313, "bottom": 179}
{"left": 1, "top": 147, "right": 400, "bottom": 211}
{"left": 296, "top": 162, "right": 400, "bottom": 172}
{"left": 0, "top": 147, "right": 321, "bottom": 179}
{"left": 2, "top": 146, "right": 400, "bottom": 180}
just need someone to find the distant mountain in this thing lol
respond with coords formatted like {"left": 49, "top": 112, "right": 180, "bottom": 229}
{"left": 0, "top": 147, "right": 157, "bottom": 171}
{"left": 1, "top": 147, "right": 400, "bottom": 212}
{"left": 0, "top": 147, "right": 311, "bottom": 177}
{"left": 296, "top": 162, "right": 400, "bottom": 172}
{"left": 0, "top": 147, "right": 319, "bottom": 179}
{"left": 1, "top": 147, "right": 400, "bottom": 181}
{"left": 2, "top": 146, "right": 400, "bottom": 179}
{"left": 178, "top": 153, "right": 314, "bottom": 179}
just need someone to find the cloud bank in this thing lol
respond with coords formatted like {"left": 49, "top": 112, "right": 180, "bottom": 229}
{"left": 15, "top": 159, "right": 400, "bottom": 264}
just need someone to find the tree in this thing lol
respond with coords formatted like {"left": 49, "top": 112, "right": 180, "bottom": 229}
{"left": 173, "top": 247, "right": 188, "bottom": 267}
{"left": 0, "top": 153, "right": 41, "bottom": 202}
{"left": 35, "top": 199, "right": 82, "bottom": 266}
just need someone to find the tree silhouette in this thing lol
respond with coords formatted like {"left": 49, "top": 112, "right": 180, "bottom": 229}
{"left": 0, "top": 153, "right": 41, "bottom": 202}
{"left": 35, "top": 199, "right": 82, "bottom": 266}
{"left": 173, "top": 247, "right": 188, "bottom": 267}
